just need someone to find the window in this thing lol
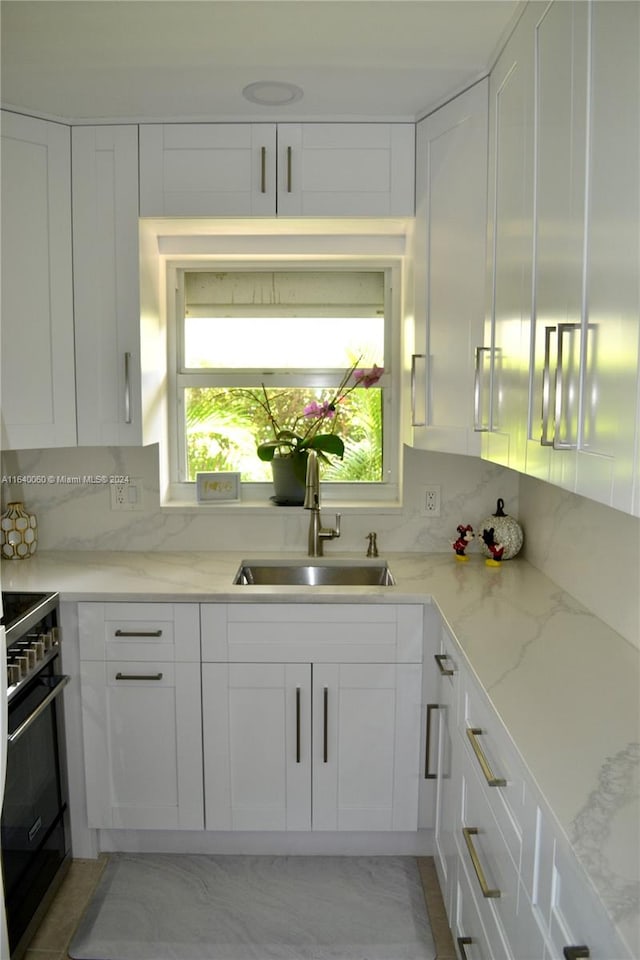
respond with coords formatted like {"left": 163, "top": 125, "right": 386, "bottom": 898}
{"left": 168, "top": 264, "right": 400, "bottom": 502}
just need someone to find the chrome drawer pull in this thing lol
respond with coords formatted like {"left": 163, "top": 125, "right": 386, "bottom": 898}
{"left": 563, "top": 948, "right": 590, "bottom": 960}
{"left": 424, "top": 703, "right": 439, "bottom": 779}
{"left": 434, "top": 653, "right": 454, "bottom": 676}
{"left": 114, "top": 629, "right": 162, "bottom": 637}
{"left": 466, "top": 727, "right": 506, "bottom": 787}
{"left": 457, "top": 937, "right": 473, "bottom": 960}
{"left": 115, "top": 672, "right": 163, "bottom": 681}
{"left": 462, "top": 827, "right": 501, "bottom": 898}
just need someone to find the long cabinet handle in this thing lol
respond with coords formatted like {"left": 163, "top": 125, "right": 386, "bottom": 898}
{"left": 434, "top": 653, "right": 454, "bottom": 676}
{"left": 473, "top": 346, "right": 491, "bottom": 432}
{"left": 563, "top": 948, "right": 590, "bottom": 959}
{"left": 540, "top": 325, "right": 556, "bottom": 445}
{"left": 260, "top": 146, "right": 266, "bottom": 193}
{"left": 286, "top": 146, "right": 292, "bottom": 193}
{"left": 466, "top": 727, "right": 506, "bottom": 787}
{"left": 124, "top": 352, "right": 132, "bottom": 424}
{"left": 554, "top": 322, "right": 581, "bottom": 450}
{"left": 424, "top": 703, "right": 439, "bottom": 779}
{"left": 8, "top": 676, "right": 70, "bottom": 744}
{"left": 410, "top": 353, "right": 427, "bottom": 427}
{"left": 295, "top": 686, "right": 301, "bottom": 763}
{"left": 323, "top": 686, "right": 328, "bottom": 763}
{"left": 114, "top": 629, "right": 162, "bottom": 637}
{"left": 462, "top": 827, "right": 501, "bottom": 898}
{"left": 115, "top": 672, "right": 163, "bottom": 681}
{"left": 457, "top": 937, "right": 473, "bottom": 960}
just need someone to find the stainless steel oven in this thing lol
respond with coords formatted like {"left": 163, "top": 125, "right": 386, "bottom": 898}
{"left": 1, "top": 592, "right": 71, "bottom": 960}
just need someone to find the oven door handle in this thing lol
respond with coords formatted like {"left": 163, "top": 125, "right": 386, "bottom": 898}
{"left": 8, "top": 675, "right": 70, "bottom": 745}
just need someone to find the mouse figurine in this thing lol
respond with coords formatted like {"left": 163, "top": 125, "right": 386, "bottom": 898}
{"left": 481, "top": 526, "right": 504, "bottom": 566}
{"left": 452, "top": 524, "right": 474, "bottom": 561}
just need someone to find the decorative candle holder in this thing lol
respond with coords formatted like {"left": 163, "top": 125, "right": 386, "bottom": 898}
{"left": 0, "top": 501, "right": 38, "bottom": 559}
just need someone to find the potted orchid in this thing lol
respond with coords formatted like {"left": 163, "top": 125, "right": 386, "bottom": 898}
{"left": 241, "top": 360, "right": 384, "bottom": 503}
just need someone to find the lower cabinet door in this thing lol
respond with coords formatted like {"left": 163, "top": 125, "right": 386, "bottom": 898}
{"left": 81, "top": 660, "right": 204, "bottom": 830}
{"left": 312, "top": 662, "right": 422, "bottom": 831}
{"left": 202, "top": 662, "right": 312, "bottom": 831}
{"left": 202, "top": 661, "right": 421, "bottom": 832}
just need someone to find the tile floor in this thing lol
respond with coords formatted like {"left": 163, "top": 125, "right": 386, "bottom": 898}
{"left": 22, "top": 856, "right": 456, "bottom": 960}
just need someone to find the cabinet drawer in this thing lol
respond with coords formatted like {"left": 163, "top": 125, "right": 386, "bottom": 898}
{"left": 461, "top": 677, "right": 526, "bottom": 870}
{"left": 78, "top": 602, "right": 200, "bottom": 661}
{"left": 460, "top": 754, "right": 520, "bottom": 958}
{"left": 455, "top": 850, "right": 511, "bottom": 960}
{"left": 546, "top": 838, "right": 631, "bottom": 960}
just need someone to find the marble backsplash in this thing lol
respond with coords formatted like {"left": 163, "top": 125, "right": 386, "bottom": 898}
{"left": 0, "top": 443, "right": 518, "bottom": 556}
{"left": 2, "top": 444, "right": 637, "bottom": 651}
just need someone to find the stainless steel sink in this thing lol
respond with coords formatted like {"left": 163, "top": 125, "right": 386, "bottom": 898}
{"left": 233, "top": 559, "right": 395, "bottom": 586}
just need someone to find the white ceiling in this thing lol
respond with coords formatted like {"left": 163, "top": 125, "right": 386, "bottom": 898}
{"left": 0, "top": 0, "right": 521, "bottom": 123}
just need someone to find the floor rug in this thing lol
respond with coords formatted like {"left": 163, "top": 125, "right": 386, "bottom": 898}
{"left": 68, "top": 854, "right": 436, "bottom": 960}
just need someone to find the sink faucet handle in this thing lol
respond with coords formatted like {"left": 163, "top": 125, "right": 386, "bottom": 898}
{"left": 366, "top": 531, "right": 379, "bottom": 557}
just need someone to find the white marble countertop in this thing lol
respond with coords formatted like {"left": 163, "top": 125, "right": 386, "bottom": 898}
{"left": 2, "top": 549, "right": 638, "bottom": 953}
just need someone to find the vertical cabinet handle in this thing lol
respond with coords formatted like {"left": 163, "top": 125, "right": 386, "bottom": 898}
{"left": 434, "top": 653, "right": 454, "bottom": 676}
{"left": 473, "top": 346, "right": 491, "bottom": 432}
{"left": 563, "top": 949, "right": 590, "bottom": 960}
{"left": 424, "top": 703, "right": 440, "bottom": 779}
{"left": 411, "top": 353, "right": 427, "bottom": 427}
{"left": 124, "top": 351, "right": 132, "bottom": 424}
{"left": 457, "top": 937, "right": 473, "bottom": 960}
{"left": 260, "top": 146, "right": 266, "bottom": 193}
{"left": 286, "top": 146, "right": 292, "bottom": 193}
{"left": 462, "top": 827, "right": 501, "bottom": 898}
{"left": 554, "top": 322, "right": 581, "bottom": 449}
{"left": 323, "top": 686, "right": 328, "bottom": 763}
{"left": 541, "top": 325, "right": 556, "bottom": 445}
{"left": 295, "top": 686, "right": 301, "bottom": 763}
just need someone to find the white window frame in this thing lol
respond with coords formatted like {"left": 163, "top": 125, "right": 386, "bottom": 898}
{"left": 166, "top": 258, "right": 403, "bottom": 505}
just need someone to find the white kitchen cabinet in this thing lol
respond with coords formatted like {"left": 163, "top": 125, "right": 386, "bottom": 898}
{"left": 201, "top": 602, "right": 424, "bottom": 833}
{"left": 203, "top": 659, "right": 421, "bottom": 832}
{"left": 0, "top": 111, "right": 76, "bottom": 449}
{"left": 525, "top": 1, "right": 589, "bottom": 492}
{"left": 139, "top": 123, "right": 276, "bottom": 216}
{"left": 481, "top": 3, "right": 539, "bottom": 473}
{"left": 574, "top": 1, "right": 640, "bottom": 513}
{"left": 139, "top": 122, "right": 414, "bottom": 217}
{"left": 276, "top": 123, "right": 414, "bottom": 217}
{"left": 433, "top": 605, "right": 633, "bottom": 960}
{"left": 72, "top": 125, "right": 143, "bottom": 445}
{"left": 412, "top": 81, "right": 488, "bottom": 455}
{"left": 78, "top": 603, "right": 203, "bottom": 830}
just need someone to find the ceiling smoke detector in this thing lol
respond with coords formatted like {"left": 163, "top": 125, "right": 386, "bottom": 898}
{"left": 242, "top": 81, "right": 304, "bottom": 106}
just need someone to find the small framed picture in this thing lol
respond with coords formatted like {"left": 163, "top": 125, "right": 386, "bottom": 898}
{"left": 196, "top": 472, "right": 241, "bottom": 503}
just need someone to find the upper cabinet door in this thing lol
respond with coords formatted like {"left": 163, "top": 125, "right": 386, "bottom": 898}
{"left": 0, "top": 112, "right": 76, "bottom": 449}
{"left": 575, "top": 1, "right": 640, "bottom": 514}
{"left": 525, "top": 2, "right": 589, "bottom": 491}
{"left": 73, "top": 125, "right": 142, "bottom": 445}
{"left": 483, "top": 4, "right": 539, "bottom": 473}
{"left": 139, "top": 123, "right": 277, "bottom": 216}
{"left": 413, "top": 81, "right": 488, "bottom": 456}
{"left": 276, "top": 123, "right": 415, "bottom": 217}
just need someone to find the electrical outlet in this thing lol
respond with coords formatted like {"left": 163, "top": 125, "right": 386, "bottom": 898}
{"left": 422, "top": 484, "right": 441, "bottom": 517}
{"left": 110, "top": 478, "right": 143, "bottom": 512}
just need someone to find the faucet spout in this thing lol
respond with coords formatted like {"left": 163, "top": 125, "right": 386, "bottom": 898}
{"left": 304, "top": 450, "right": 341, "bottom": 557}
